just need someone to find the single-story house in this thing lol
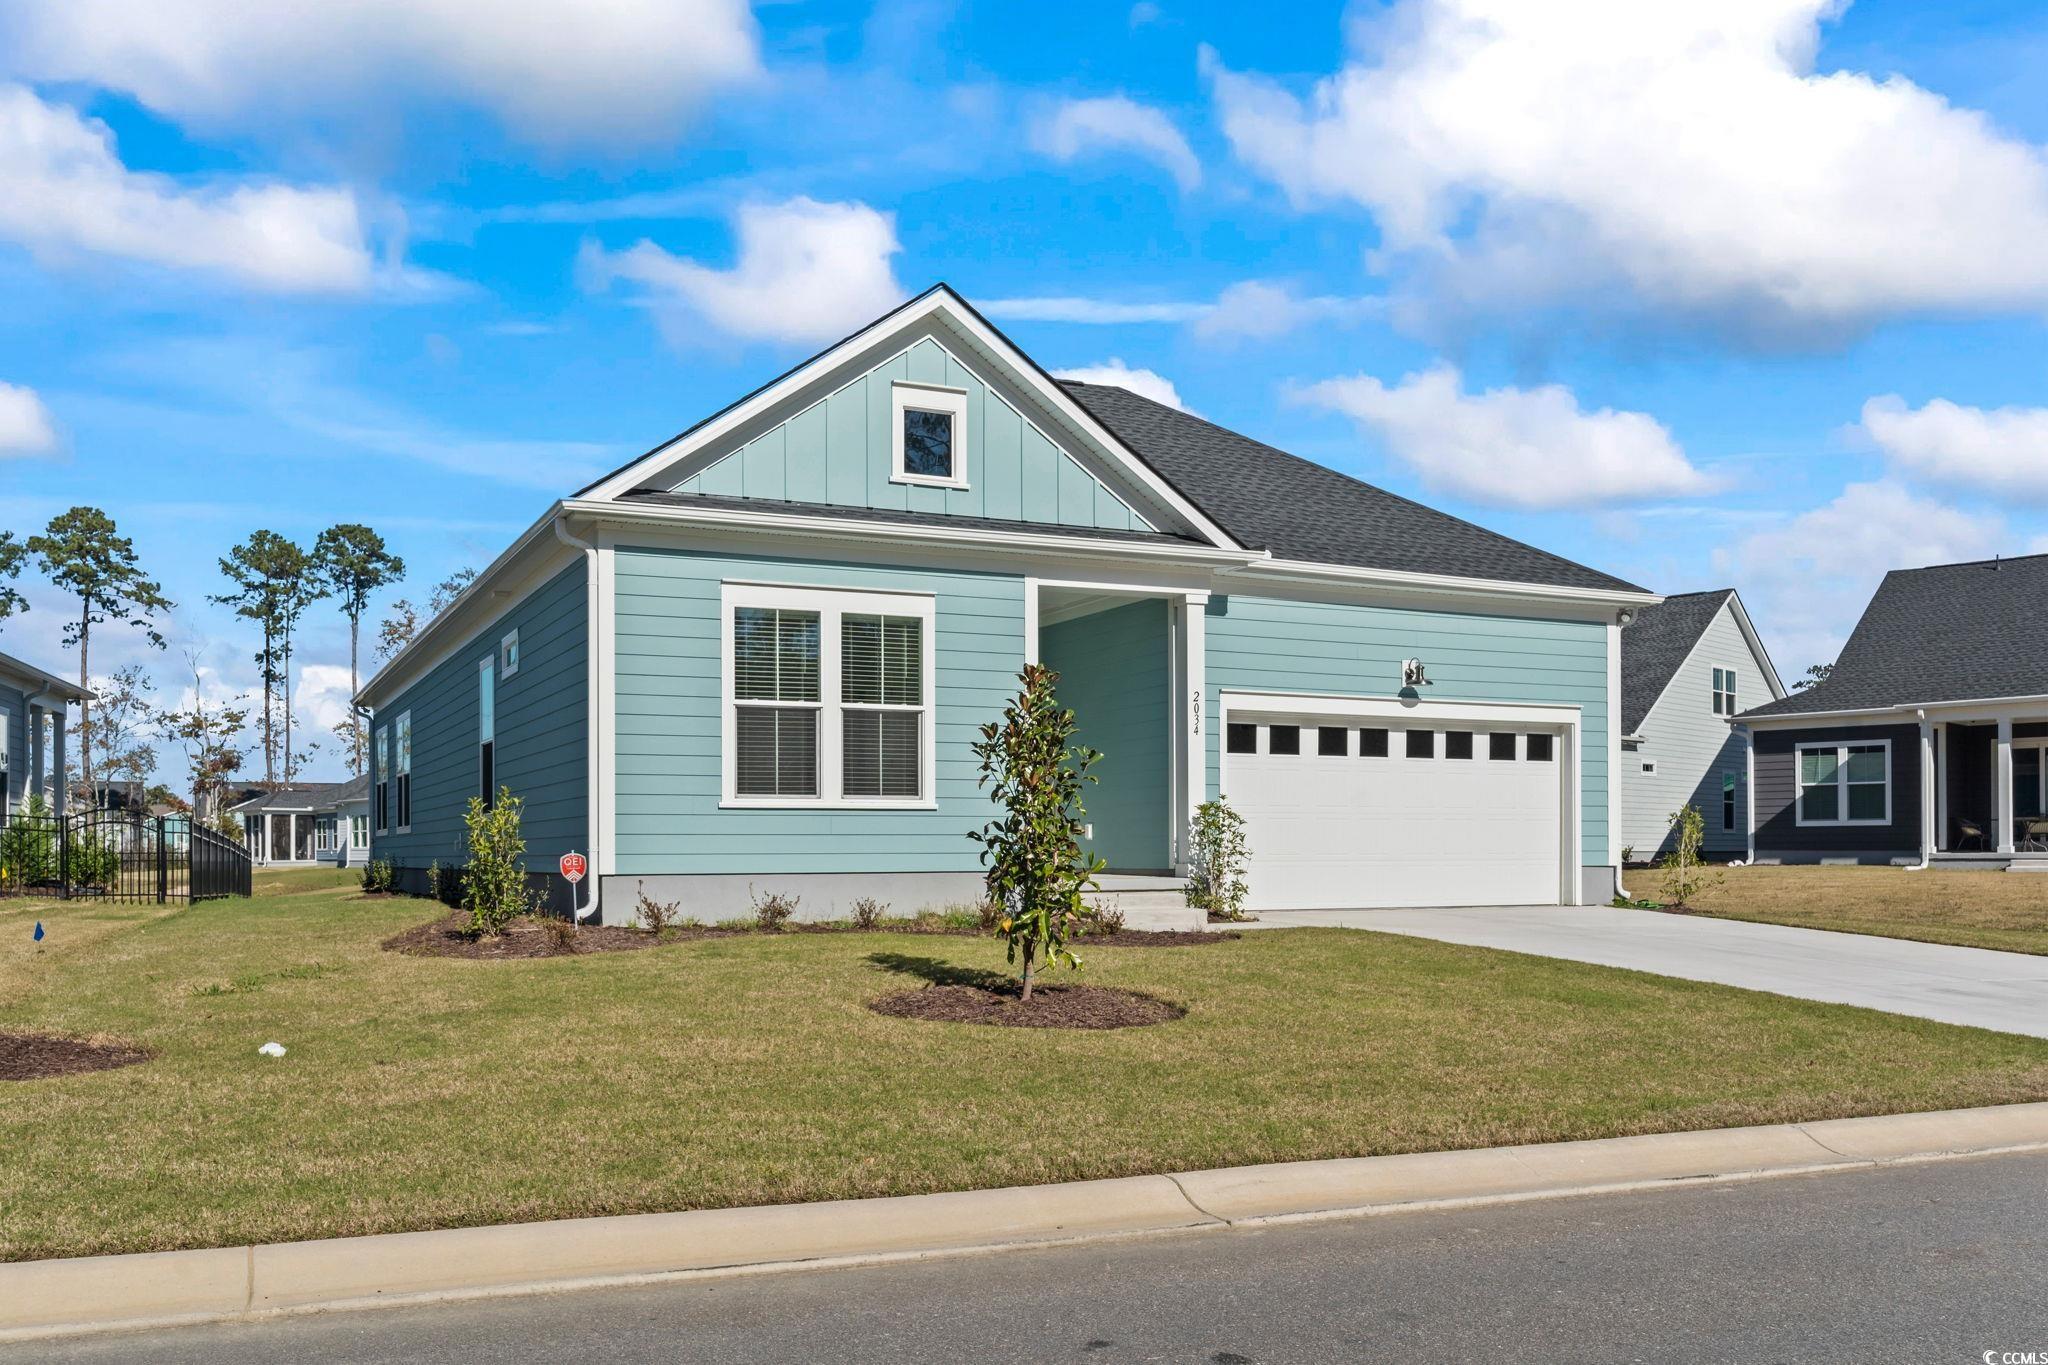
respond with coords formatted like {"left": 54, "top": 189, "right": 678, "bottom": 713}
{"left": 1739, "top": 553, "right": 2048, "bottom": 867}
{"left": 229, "top": 775, "right": 371, "bottom": 868}
{"left": 1618, "top": 588, "right": 1783, "bottom": 860}
{"left": 0, "top": 648, "right": 91, "bottom": 822}
{"left": 356, "top": 284, "right": 1658, "bottom": 921}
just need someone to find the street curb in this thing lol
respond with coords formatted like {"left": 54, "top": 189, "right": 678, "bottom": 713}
{"left": 7, "top": 1101, "right": 2048, "bottom": 1342}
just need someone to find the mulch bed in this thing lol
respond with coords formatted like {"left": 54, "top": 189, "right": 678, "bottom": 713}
{"left": 1078, "top": 928, "right": 1238, "bottom": 947}
{"left": 1, "top": 1032, "right": 151, "bottom": 1082}
{"left": 381, "top": 912, "right": 739, "bottom": 960}
{"left": 868, "top": 983, "right": 1186, "bottom": 1030}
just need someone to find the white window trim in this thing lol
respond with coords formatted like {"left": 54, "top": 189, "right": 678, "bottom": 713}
{"left": 1794, "top": 739, "right": 1892, "bottom": 827}
{"left": 719, "top": 582, "right": 938, "bottom": 811}
{"left": 350, "top": 813, "right": 369, "bottom": 850}
{"left": 1712, "top": 667, "right": 1737, "bottom": 716}
{"left": 890, "top": 381, "right": 970, "bottom": 491}
{"left": 500, "top": 630, "right": 520, "bottom": 678}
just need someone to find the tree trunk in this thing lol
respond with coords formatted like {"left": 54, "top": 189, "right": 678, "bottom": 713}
{"left": 260, "top": 619, "right": 276, "bottom": 785}
{"left": 282, "top": 615, "right": 294, "bottom": 782}
{"left": 76, "top": 601, "right": 92, "bottom": 808}
{"left": 348, "top": 608, "right": 361, "bottom": 774}
{"left": 1020, "top": 944, "right": 1036, "bottom": 1002}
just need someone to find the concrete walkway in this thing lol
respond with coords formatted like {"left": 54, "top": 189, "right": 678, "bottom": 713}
{"left": 1247, "top": 905, "right": 2048, "bottom": 1039}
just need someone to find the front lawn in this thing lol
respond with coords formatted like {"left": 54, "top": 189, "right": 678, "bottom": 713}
{"left": 1664, "top": 865, "right": 2048, "bottom": 955}
{"left": 4, "top": 881, "right": 2048, "bottom": 1261}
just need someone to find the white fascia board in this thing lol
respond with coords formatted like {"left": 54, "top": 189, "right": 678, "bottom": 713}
{"left": 353, "top": 503, "right": 574, "bottom": 710}
{"left": 574, "top": 287, "right": 1245, "bottom": 553}
{"left": 557, "top": 497, "right": 1265, "bottom": 569}
{"left": 0, "top": 652, "right": 93, "bottom": 703}
{"left": 1223, "top": 557, "right": 1662, "bottom": 614}
{"left": 1724, "top": 590, "right": 1787, "bottom": 700}
{"left": 1219, "top": 687, "right": 1582, "bottom": 729}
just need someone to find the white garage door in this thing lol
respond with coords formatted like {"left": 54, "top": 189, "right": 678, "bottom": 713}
{"left": 1225, "top": 715, "right": 1565, "bottom": 911}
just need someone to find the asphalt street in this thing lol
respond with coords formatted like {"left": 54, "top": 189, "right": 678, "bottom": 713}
{"left": 16, "top": 1150, "right": 2048, "bottom": 1364}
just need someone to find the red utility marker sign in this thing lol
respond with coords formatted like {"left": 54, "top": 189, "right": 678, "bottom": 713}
{"left": 559, "top": 852, "right": 587, "bottom": 884}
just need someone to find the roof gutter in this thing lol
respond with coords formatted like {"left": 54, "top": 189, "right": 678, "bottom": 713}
{"left": 1743, "top": 691, "right": 2048, "bottom": 727}
{"left": 1222, "top": 557, "right": 1663, "bottom": 611}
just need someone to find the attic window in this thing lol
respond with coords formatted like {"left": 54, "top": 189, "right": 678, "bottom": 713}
{"left": 891, "top": 382, "right": 969, "bottom": 489}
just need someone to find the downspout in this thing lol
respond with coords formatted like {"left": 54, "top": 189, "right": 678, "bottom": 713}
{"left": 1905, "top": 708, "right": 1932, "bottom": 872}
{"left": 554, "top": 515, "right": 605, "bottom": 921}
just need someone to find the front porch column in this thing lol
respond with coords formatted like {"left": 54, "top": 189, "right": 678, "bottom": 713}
{"left": 1996, "top": 717, "right": 2017, "bottom": 855}
{"left": 48, "top": 712, "right": 66, "bottom": 819}
{"left": 26, "top": 704, "right": 44, "bottom": 805}
{"left": 1934, "top": 722, "right": 1948, "bottom": 851}
{"left": 1177, "top": 591, "right": 1208, "bottom": 875}
{"left": 1917, "top": 718, "right": 1936, "bottom": 863}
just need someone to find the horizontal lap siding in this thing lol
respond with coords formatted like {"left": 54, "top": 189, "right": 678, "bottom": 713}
{"left": 371, "top": 562, "right": 588, "bottom": 873}
{"left": 1753, "top": 724, "right": 1919, "bottom": 854}
{"left": 1622, "top": 603, "right": 1756, "bottom": 856}
{"left": 1204, "top": 595, "right": 1612, "bottom": 867}
{"left": 612, "top": 544, "right": 1023, "bottom": 876}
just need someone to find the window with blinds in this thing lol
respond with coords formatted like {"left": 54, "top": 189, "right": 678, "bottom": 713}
{"left": 733, "top": 606, "right": 822, "bottom": 797}
{"left": 842, "top": 614, "right": 923, "bottom": 798}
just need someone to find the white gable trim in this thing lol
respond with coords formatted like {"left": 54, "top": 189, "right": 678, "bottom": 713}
{"left": 577, "top": 287, "right": 1240, "bottom": 550}
{"left": 1723, "top": 591, "right": 1787, "bottom": 702}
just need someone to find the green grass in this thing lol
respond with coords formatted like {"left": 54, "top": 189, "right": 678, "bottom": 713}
{"left": 4, "top": 881, "right": 2048, "bottom": 1261}
{"left": 1667, "top": 864, "right": 2048, "bottom": 954}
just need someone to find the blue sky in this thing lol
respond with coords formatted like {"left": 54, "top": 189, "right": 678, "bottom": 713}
{"left": 3, "top": 0, "right": 2047, "bottom": 783}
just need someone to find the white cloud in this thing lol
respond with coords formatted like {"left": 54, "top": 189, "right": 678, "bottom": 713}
{"left": 1296, "top": 364, "right": 1714, "bottom": 509}
{"left": 1033, "top": 96, "right": 1201, "bottom": 190}
{"left": 1717, "top": 481, "right": 2005, "bottom": 670}
{"left": 1, "top": 0, "right": 761, "bottom": 149}
{"left": 1053, "top": 359, "right": 1188, "bottom": 411}
{"left": 1206, "top": 1, "right": 2048, "bottom": 333}
{"left": 1130, "top": 2, "right": 1164, "bottom": 28}
{"left": 586, "top": 197, "right": 905, "bottom": 345}
{"left": 295, "top": 663, "right": 357, "bottom": 738}
{"left": 0, "top": 84, "right": 373, "bottom": 292}
{"left": 0, "top": 381, "right": 59, "bottom": 457}
{"left": 1191, "top": 280, "right": 1381, "bottom": 341}
{"left": 1859, "top": 395, "right": 2048, "bottom": 499}
{"left": 982, "top": 296, "right": 1214, "bottom": 325}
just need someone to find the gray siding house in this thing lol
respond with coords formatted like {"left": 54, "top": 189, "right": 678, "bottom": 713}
{"left": 0, "top": 648, "right": 91, "bottom": 821}
{"left": 229, "top": 775, "right": 371, "bottom": 867}
{"left": 1740, "top": 554, "right": 2048, "bottom": 867}
{"left": 356, "top": 286, "right": 1658, "bottom": 921}
{"left": 1618, "top": 589, "right": 1783, "bottom": 859}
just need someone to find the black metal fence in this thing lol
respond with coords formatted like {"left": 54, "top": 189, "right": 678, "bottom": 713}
{"left": 0, "top": 808, "right": 251, "bottom": 903}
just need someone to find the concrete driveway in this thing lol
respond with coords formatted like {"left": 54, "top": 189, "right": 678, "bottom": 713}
{"left": 1249, "top": 906, "right": 2048, "bottom": 1039}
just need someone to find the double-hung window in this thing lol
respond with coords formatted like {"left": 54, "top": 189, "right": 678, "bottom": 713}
{"left": 478, "top": 657, "right": 496, "bottom": 808}
{"left": 724, "top": 584, "right": 934, "bottom": 807}
{"left": 374, "top": 726, "right": 390, "bottom": 833}
{"left": 1797, "top": 741, "right": 1888, "bottom": 825}
{"left": 395, "top": 712, "right": 413, "bottom": 831}
{"left": 351, "top": 814, "right": 369, "bottom": 850}
{"left": 1712, "top": 668, "right": 1737, "bottom": 715}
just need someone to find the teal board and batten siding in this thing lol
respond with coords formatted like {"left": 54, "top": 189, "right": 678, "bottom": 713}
{"left": 612, "top": 544, "right": 1024, "bottom": 878}
{"left": 1204, "top": 595, "right": 1613, "bottom": 869}
{"left": 369, "top": 562, "right": 588, "bottom": 898}
{"left": 670, "top": 335, "right": 1149, "bottom": 532}
{"left": 1039, "top": 600, "right": 1172, "bottom": 872}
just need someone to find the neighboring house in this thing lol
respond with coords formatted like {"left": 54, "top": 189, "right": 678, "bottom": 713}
{"left": 1618, "top": 589, "right": 1784, "bottom": 860}
{"left": 229, "top": 775, "right": 371, "bottom": 868}
{"left": 1739, "top": 554, "right": 2048, "bottom": 867}
{"left": 0, "top": 648, "right": 91, "bottom": 822}
{"left": 357, "top": 285, "right": 1656, "bottom": 920}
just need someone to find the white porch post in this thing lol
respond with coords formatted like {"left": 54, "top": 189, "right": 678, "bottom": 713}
{"left": 1178, "top": 592, "right": 1208, "bottom": 875}
{"left": 1996, "top": 717, "right": 2016, "bottom": 854}
{"left": 26, "top": 704, "right": 44, "bottom": 805}
{"left": 48, "top": 711, "right": 66, "bottom": 819}
{"left": 1917, "top": 717, "right": 1936, "bottom": 865}
{"left": 1934, "top": 722, "right": 1948, "bottom": 852}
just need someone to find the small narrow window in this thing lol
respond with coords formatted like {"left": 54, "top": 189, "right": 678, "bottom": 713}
{"left": 374, "top": 726, "right": 390, "bottom": 833}
{"left": 1488, "top": 732, "right": 1516, "bottom": 761}
{"left": 1405, "top": 729, "right": 1434, "bottom": 759}
{"left": 1712, "top": 667, "right": 1736, "bottom": 715}
{"left": 500, "top": 630, "right": 520, "bottom": 678}
{"left": 1359, "top": 727, "right": 1389, "bottom": 758}
{"left": 1226, "top": 723, "right": 1257, "bottom": 755}
{"left": 1268, "top": 725, "right": 1301, "bottom": 756}
{"left": 395, "top": 712, "right": 413, "bottom": 829}
{"left": 1527, "top": 732, "right": 1554, "bottom": 762}
{"left": 1317, "top": 726, "right": 1348, "bottom": 757}
{"left": 1445, "top": 731, "right": 1474, "bottom": 760}
{"left": 1722, "top": 771, "right": 1737, "bottom": 832}
{"left": 478, "top": 657, "right": 496, "bottom": 808}
{"left": 1642, "top": 761, "right": 1656, "bottom": 774}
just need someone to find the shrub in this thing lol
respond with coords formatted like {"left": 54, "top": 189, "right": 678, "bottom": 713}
{"left": 1620, "top": 843, "right": 1637, "bottom": 866}
{"left": 975, "top": 898, "right": 1003, "bottom": 932}
{"left": 541, "top": 916, "right": 578, "bottom": 954}
{"left": 64, "top": 830, "right": 119, "bottom": 890}
{"left": 750, "top": 886, "right": 799, "bottom": 932}
{"left": 1659, "top": 805, "right": 1725, "bottom": 909}
{"left": 635, "top": 882, "right": 683, "bottom": 936}
{"left": 968, "top": 663, "right": 1105, "bottom": 1000}
{"left": 850, "top": 896, "right": 887, "bottom": 931}
{"left": 1089, "top": 899, "right": 1126, "bottom": 936}
{"left": 0, "top": 794, "right": 60, "bottom": 889}
{"left": 359, "top": 859, "right": 395, "bottom": 894}
{"left": 462, "top": 788, "right": 530, "bottom": 936}
{"left": 1184, "top": 798, "right": 1251, "bottom": 921}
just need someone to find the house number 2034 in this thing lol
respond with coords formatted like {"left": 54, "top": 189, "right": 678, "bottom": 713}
{"left": 1190, "top": 690, "right": 1201, "bottom": 734}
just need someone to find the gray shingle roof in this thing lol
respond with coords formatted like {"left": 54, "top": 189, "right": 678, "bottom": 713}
{"left": 228, "top": 774, "right": 369, "bottom": 813}
{"left": 1621, "top": 589, "right": 1734, "bottom": 734}
{"left": 1059, "top": 382, "right": 1648, "bottom": 594}
{"left": 618, "top": 489, "right": 1209, "bottom": 546}
{"left": 1741, "top": 554, "right": 2048, "bottom": 718}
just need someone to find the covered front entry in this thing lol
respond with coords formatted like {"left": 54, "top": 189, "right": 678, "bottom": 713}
{"left": 1222, "top": 693, "right": 1580, "bottom": 911}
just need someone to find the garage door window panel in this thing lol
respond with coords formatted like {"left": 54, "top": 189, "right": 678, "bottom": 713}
{"left": 1359, "top": 727, "right": 1389, "bottom": 758}
{"left": 1268, "top": 725, "right": 1301, "bottom": 756}
{"left": 1406, "top": 729, "right": 1434, "bottom": 759}
{"left": 1446, "top": 731, "right": 1474, "bottom": 760}
{"left": 1488, "top": 733, "right": 1516, "bottom": 761}
{"left": 1317, "top": 726, "right": 1347, "bottom": 757}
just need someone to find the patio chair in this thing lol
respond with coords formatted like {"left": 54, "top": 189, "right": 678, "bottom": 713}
{"left": 1953, "top": 815, "right": 1989, "bottom": 851}
{"left": 2021, "top": 818, "right": 2048, "bottom": 853}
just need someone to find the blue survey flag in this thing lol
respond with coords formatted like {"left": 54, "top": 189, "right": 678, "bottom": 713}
{"left": 33, "top": 922, "right": 44, "bottom": 942}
